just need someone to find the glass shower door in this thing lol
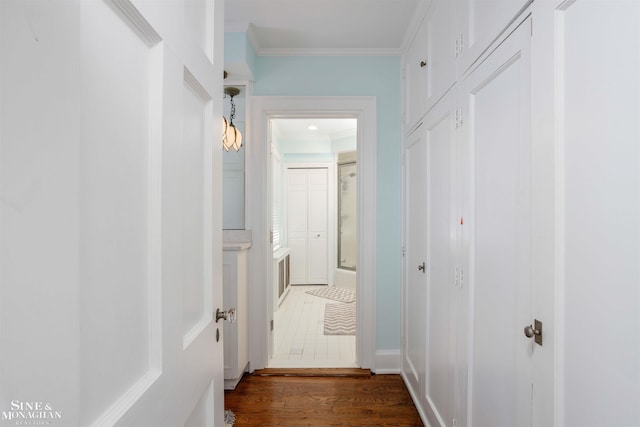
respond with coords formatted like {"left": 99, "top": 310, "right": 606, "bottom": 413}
{"left": 338, "top": 162, "right": 357, "bottom": 271}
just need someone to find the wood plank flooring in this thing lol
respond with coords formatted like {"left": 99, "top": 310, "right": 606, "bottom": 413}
{"left": 224, "top": 372, "right": 424, "bottom": 426}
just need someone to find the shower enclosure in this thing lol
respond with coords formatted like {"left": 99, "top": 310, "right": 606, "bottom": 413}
{"left": 338, "top": 162, "right": 357, "bottom": 271}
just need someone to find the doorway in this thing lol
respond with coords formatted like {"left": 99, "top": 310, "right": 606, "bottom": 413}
{"left": 269, "top": 118, "right": 357, "bottom": 368}
{"left": 246, "top": 96, "right": 376, "bottom": 371}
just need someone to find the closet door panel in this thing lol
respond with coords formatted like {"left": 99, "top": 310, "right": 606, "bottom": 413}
{"left": 402, "top": 126, "right": 428, "bottom": 403}
{"left": 461, "top": 18, "right": 533, "bottom": 427}
{"left": 424, "top": 89, "right": 457, "bottom": 427}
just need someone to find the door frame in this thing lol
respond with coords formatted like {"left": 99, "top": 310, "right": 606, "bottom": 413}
{"left": 246, "top": 96, "right": 377, "bottom": 370}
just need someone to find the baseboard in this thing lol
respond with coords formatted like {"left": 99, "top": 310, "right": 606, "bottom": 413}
{"left": 372, "top": 350, "right": 401, "bottom": 374}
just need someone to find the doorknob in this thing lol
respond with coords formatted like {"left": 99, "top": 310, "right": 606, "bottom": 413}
{"left": 523, "top": 319, "right": 542, "bottom": 346}
{"left": 216, "top": 308, "right": 237, "bottom": 323}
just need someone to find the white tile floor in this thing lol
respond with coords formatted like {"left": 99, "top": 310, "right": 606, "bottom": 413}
{"left": 269, "top": 285, "right": 358, "bottom": 368}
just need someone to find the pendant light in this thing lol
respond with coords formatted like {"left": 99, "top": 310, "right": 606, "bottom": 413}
{"left": 223, "top": 87, "right": 242, "bottom": 152}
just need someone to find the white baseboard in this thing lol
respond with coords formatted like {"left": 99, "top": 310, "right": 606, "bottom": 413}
{"left": 372, "top": 350, "right": 401, "bottom": 374}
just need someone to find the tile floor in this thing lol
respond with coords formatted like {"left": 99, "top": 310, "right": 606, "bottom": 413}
{"left": 269, "top": 285, "right": 358, "bottom": 368}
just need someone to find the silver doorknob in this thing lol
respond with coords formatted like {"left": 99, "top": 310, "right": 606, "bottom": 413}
{"left": 523, "top": 325, "right": 539, "bottom": 338}
{"left": 216, "top": 308, "right": 236, "bottom": 323}
{"left": 523, "top": 319, "right": 543, "bottom": 346}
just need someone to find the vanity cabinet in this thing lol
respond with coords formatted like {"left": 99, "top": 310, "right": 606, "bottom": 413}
{"left": 223, "top": 241, "right": 251, "bottom": 390}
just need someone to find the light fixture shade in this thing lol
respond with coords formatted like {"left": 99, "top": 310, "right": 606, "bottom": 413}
{"left": 224, "top": 124, "right": 242, "bottom": 152}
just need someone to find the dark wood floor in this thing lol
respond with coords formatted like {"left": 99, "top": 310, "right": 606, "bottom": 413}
{"left": 224, "top": 370, "right": 424, "bottom": 426}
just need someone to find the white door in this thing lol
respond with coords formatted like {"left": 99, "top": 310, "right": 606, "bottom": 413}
{"left": 0, "top": 1, "right": 225, "bottom": 426}
{"left": 287, "top": 169, "right": 309, "bottom": 284}
{"left": 402, "top": 87, "right": 458, "bottom": 427}
{"left": 402, "top": 125, "right": 428, "bottom": 406}
{"left": 460, "top": 17, "right": 532, "bottom": 427}
{"left": 423, "top": 88, "right": 457, "bottom": 427}
{"left": 551, "top": 1, "right": 640, "bottom": 425}
{"left": 286, "top": 168, "right": 328, "bottom": 285}
{"left": 307, "top": 169, "right": 328, "bottom": 284}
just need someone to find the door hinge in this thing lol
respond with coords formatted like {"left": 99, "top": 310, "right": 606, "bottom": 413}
{"left": 270, "top": 230, "right": 273, "bottom": 243}
{"left": 270, "top": 319, "right": 274, "bottom": 331}
{"left": 459, "top": 267, "right": 464, "bottom": 288}
{"left": 455, "top": 108, "right": 464, "bottom": 128}
{"left": 402, "top": 246, "right": 406, "bottom": 257}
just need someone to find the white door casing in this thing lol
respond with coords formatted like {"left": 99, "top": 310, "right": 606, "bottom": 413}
{"left": 247, "top": 96, "right": 377, "bottom": 371}
{"left": 0, "top": 0, "right": 225, "bottom": 426}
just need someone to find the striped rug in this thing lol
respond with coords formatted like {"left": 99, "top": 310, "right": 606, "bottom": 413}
{"left": 306, "top": 286, "right": 356, "bottom": 303}
{"left": 324, "top": 303, "right": 356, "bottom": 335}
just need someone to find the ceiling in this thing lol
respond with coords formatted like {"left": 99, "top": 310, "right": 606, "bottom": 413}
{"left": 224, "top": 0, "right": 424, "bottom": 55}
{"left": 271, "top": 118, "right": 357, "bottom": 146}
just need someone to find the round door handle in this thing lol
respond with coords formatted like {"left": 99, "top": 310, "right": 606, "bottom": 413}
{"left": 523, "top": 319, "right": 543, "bottom": 345}
{"left": 420, "top": 60, "right": 427, "bottom": 68}
{"left": 523, "top": 325, "right": 538, "bottom": 338}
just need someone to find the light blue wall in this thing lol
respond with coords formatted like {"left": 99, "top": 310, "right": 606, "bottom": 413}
{"left": 253, "top": 56, "right": 402, "bottom": 351}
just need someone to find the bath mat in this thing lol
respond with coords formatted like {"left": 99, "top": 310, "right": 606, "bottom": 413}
{"left": 324, "top": 303, "right": 356, "bottom": 335}
{"left": 306, "top": 287, "right": 356, "bottom": 304}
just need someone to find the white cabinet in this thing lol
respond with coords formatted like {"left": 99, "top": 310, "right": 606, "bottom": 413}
{"left": 287, "top": 168, "right": 328, "bottom": 285}
{"left": 404, "top": 0, "right": 457, "bottom": 130}
{"left": 459, "top": 17, "right": 533, "bottom": 427}
{"left": 402, "top": 87, "right": 458, "bottom": 427}
{"left": 223, "top": 240, "right": 251, "bottom": 390}
{"left": 402, "top": 120, "right": 428, "bottom": 409}
{"left": 456, "top": 0, "right": 532, "bottom": 73}
{"left": 402, "top": 14, "right": 533, "bottom": 427}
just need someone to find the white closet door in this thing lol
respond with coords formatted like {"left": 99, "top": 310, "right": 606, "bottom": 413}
{"left": 307, "top": 169, "right": 328, "bottom": 284}
{"left": 287, "top": 169, "right": 309, "bottom": 284}
{"left": 423, "top": 88, "right": 457, "bottom": 427}
{"left": 286, "top": 168, "right": 328, "bottom": 285}
{"left": 0, "top": 1, "right": 225, "bottom": 426}
{"left": 461, "top": 17, "right": 532, "bottom": 427}
{"left": 402, "top": 126, "right": 428, "bottom": 405}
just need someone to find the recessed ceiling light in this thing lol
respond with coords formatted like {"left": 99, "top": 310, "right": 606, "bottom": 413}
{"left": 308, "top": 125, "right": 318, "bottom": 131}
